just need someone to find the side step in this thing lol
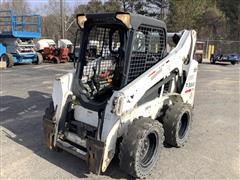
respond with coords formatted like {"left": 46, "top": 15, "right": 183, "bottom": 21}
{"left": 56, "top": 137, "right": 105, "bottom": 174}
{"left": 56, "top": 139, "right": 87, "bottom": 161}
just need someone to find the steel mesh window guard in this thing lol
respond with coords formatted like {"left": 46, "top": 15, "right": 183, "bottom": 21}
{"left": 127, "top": 26, "right": 165, "bottom": 83}
{"left": 81, "top": 26, "right": 121, "bottom": 96}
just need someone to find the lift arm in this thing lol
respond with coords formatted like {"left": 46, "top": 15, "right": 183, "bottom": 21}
{"left": 112, "top": 30, "right": 197, "bottom": 116}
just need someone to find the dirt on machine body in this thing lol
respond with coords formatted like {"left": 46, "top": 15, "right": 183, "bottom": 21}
{"left": 43, "top": 12, "right": 198, "bottom": 178}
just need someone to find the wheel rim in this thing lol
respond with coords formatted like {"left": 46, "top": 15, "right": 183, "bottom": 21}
{"left": 140, "top": 131, "right": 158, "bottom": 167}
{"left": 178, "top": 112, "right": 189, "bottom": 139}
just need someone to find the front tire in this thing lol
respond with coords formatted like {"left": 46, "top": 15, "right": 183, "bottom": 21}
{"left": 163, "top": 102, "right": 192, "bottom": 147}
{"left": 119, "top": 117, "right": 164, "bottom": 178}
{"left": 2, "top": 53, "right": 14, "bottom": 68}
{"left": 231, "top": 61, "right": 236, "bottom": 65}
{"left": 36, "top": 52, "right": 43, "bottom": 64}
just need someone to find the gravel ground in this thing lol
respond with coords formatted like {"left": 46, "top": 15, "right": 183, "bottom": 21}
{"left": 0, "top": 62, "right": 239, "bottom": 179}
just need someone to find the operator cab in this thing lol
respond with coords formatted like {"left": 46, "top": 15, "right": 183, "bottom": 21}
{"left": 73, "top": 12, "right": 167, "bottom": 110}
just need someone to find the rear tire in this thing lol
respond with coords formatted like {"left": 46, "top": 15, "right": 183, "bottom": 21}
{"left": 2, "top": 53, "right": 14, "bottom": 68}
{"left": 119, "top": 117, "right": 164, "bottom": 178}
{"left": 163, "top": 102, "right": 192, "bottom": 147}
{"left": 231, "top": 61, "right": 236, "bottom": 65}
{"left": 36, "top": 52, "right": 43, "bottom": 64}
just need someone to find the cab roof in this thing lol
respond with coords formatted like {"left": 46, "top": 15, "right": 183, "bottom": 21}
{"left": 77, "top": 12, "right": 166, "bottom": 30}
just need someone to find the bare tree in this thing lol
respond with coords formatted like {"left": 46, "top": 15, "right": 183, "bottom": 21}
{"left": 0, "top": 0, "right": 29, "bottom": 14}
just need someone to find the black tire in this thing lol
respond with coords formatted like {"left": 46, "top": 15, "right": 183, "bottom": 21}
{"left": 198, "top": 58, "right": 202, "bottom": 63}
{"left": 54, "top": 48, "right": 60, "bottom": 56}
{"left": 231, "top": 61, "right": 236, "bottom": 65}
{"left": 119, "top": 117, "right": 164, "bottom": 178}
{"left": 210, "top": 56, "right": 215, "bottom": 64}
{"left": 2, "top": 53, "right": 14, "bottom": 68}
{"left": 163, "top": 102, "right": 192, "bottom": 147}
{"left": 36, "top": 52, "right": 43, "bottom": 64}
{"left": 53, "top": 57, "right": 60, "bottom": 64}
{"left": 43, "top": 101, "right": 62, "bottom": 152}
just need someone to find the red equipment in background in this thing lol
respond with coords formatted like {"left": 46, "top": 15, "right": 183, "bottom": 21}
{"left": 43, "top": 46, "right": 69, "bottom": 63}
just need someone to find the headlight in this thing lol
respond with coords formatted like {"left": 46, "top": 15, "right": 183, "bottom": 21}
{"left": 116, "top": 13, "right": 131, "bottom": 28}
{"left": 77, "top": 15, "right": 87, "bottom": 29}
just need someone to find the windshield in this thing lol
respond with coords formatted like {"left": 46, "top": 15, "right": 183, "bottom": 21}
{"left": 79, "top": 25, "right": 125, "bottom": 101}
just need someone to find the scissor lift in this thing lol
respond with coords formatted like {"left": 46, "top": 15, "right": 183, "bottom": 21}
{"left": 0, "top": 10, "right": 42, "bottom": 67}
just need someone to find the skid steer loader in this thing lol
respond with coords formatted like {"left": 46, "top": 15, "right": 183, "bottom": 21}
{"left": 43, "top": 12, "right": 198, "bottom": 178}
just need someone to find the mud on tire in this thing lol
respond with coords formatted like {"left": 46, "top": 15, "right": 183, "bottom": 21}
{"left": 119, "top": 117, "right": 164, "bottom": 178}
{"left": 163, "top": 102, "right": 192, "bottom": 147}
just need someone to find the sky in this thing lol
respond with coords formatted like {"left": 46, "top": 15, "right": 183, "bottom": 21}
{"left": 26, "top": 0, "right": 92, "bottom": 15}
{"left": 27, "top": 0, "right": 90, "bottom": 9}
{"left": 0, "top": 0, "right": 107, "bottom": 15}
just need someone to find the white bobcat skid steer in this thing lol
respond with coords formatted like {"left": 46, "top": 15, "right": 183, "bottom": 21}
{"left": 43, "top": 12, "right": 198, "bottom": 178}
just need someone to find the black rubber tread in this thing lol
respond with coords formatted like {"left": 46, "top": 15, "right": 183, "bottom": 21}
{"left": 2, "top": 53, "right": 14, "bottom": 68}
{"left": 231, "top": 61, "right": 236, "bottom": 65}
{"left": 163, "top": 102, "right": 192, "bottom": 147}
{"left": 36, "top": 52, "right": 43, "bottom": 64}
{"left": 119, "top": 117, "right": 164, "bottom": 178}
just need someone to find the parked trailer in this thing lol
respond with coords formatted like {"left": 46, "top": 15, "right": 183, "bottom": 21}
{"left": 0, "top": 10, "right": 42, "bottom": 68}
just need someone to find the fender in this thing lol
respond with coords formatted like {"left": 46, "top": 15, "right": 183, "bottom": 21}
{"left": 101, "top": 120, "right": 120, "bottom": 172}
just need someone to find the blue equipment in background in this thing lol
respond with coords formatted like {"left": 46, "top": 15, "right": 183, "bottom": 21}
{"left": 0, "top": 43, "right": 6, "bottom": 57}
{"left": 0, "top": 10, "right": 42, "bottom": 67}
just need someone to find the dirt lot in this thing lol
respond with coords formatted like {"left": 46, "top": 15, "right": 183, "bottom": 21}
{"left": 0, "top": 62, "right": 239, "bottom": 179}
